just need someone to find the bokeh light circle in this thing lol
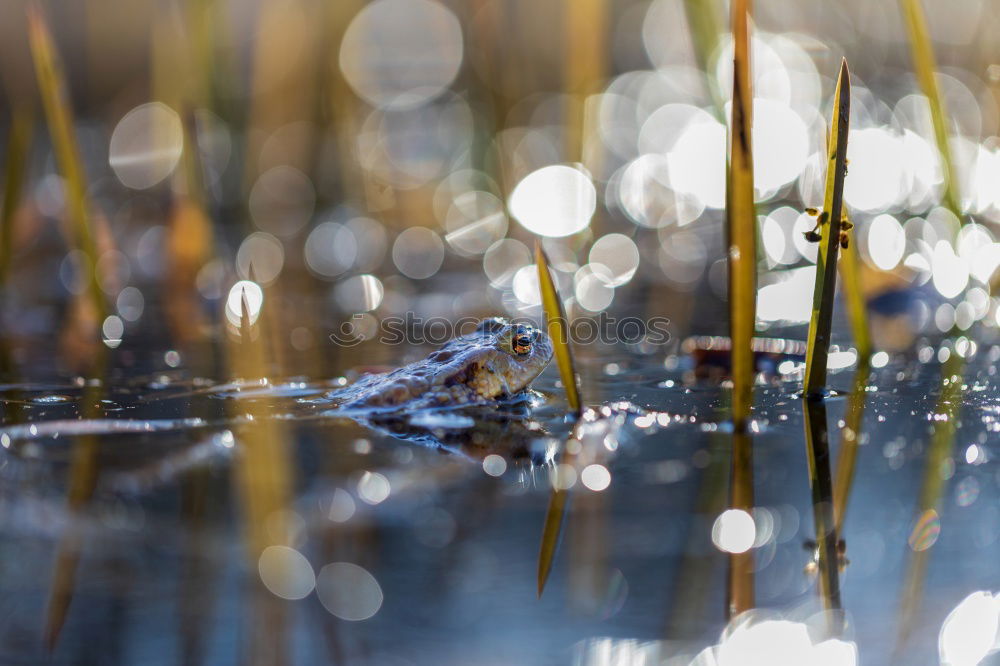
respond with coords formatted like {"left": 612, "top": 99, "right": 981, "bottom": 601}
{"left": 358, "top": 471, "right": 391, "bottom": 505}
{"left": 867, "top": 214, "right": 905, "bottom": 270}
{"left": 512, "top": 265, "right": 542, "bottom": 306}
{"left": 249, "top": 166, "right": 316, "bottom": 237}
{"left": 581, "top": 464, "right": 612, "bottom": 491}
{"left": 305, "top": 222, "right": 358, "bottom": 279}
{"left": 444, "top": 191, "right": 508, "bottom": 256}
{"left": 574, "top": 265, "right": 615, "bottom": 312}
{"left": 316, "top": 562, "right": 384, "bottom": 621}
{"left": 392, "top": 227, "right": 444, "bottom": 279}
{"left": 334, "top": 275, "right": 384, "bottom": 313}
{"left": 237, "top": 232, "right": 285, "bottom": 285}
{"left": 752, "top": 99, "right": 809, "bottom": 196}
{"left": 109, "top": 102, "right": 184, "bottom": 190}
{"left": 258, "top": 545, "right": 315, "bottom": 600}
{"left": 225, "top": 280, "right": 264, "bottom": 327}
{"left": 339, "top": 0, "right": 463, "bottom": 110}
{"left": 712, "top": 509, "right": 756, "bottom": 554}
{"left": 509, "top": 165, "right": 596, "bottom": 238}
{"left": 589, "top": 233, "right": 640, "bottom": 286}
{"left": 483, "top": 239, "right": 531, "bottom": 287}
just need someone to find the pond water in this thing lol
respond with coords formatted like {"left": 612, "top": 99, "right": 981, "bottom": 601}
{"left": 1, "top": 333, "right": 998, "bottom": 665}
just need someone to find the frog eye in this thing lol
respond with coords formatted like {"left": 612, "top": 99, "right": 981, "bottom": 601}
{"left": 512, "top": 333, "right": 532, "bottom": 355}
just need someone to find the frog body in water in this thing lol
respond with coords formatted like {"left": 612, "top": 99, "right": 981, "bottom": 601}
{"left": 328, "top": 318, "right": 553, "bottom": 411}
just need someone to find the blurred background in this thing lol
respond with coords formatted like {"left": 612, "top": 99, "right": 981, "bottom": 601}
{"left": 1, "top": 0, "right": 999, "bottom": 376}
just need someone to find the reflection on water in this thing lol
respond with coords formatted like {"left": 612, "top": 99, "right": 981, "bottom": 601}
{"left": 3, "top": 340, "right": 1000, "bottom": 664}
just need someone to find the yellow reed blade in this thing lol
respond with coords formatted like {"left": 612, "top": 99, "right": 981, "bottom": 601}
{"left": 26, "top": 5, "right": 106, "bottom": 330}
{"left": 899, "top": 0, "right": 963, "bottom": 223}
{"left": 725, "top": 0, "right": 756, "bottom": 431}
{"left": 535, "top": 242, "right": 582, "bottom": 415}
{"left": 837, "top": 216, "right": 871, "bottom": 362}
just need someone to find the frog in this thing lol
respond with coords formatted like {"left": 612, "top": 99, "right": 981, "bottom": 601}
{"left": 327, "top": 317, "right": 554, "bottom": 411}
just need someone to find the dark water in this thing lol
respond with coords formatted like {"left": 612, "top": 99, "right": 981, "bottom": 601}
{"left": 1, "top": 341, "right": 999, "bottom": 665}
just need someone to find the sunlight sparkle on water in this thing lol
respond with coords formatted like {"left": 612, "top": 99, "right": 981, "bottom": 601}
{"left": 844, "top": 128, "right": 907, "bottom": 212}
{"left": 751, "top": 99, "right": 809, "bottom": 197}
{"left": 102, "top": 315, "right": 124, "bottom": 347}
{"left": 225, "top": 280, "right": 264, "bottom": 327}
{"left": 581, "top": 464, "right": 612, "bottom": 492}
{"left": 358, "top": 471, "right": 391, "bottom": 505}
{"left": 761, "top": 215, "right": 788, "bottom": 268}
{"left": 509, "top": 165, "right": 596, "bottom": 238}
{"left": 695, "top": 617, "right": 858, "bottom": 666}
{"left": 666, "top": 120, "right": 726, "bottom": 209}
{"left": 482, "top": 454, "right": 507, "bottom": 477}
{"left": 757, "top": 266, "right": 814, "bottom": 323}
{"left": 932, "top": 241, "right": 970, "bottom": 299}
{"left": 711, "top": 509, "right": 755, "bottom": 554}
{"left": 867, "top": 214, "right": 905, "bottom": 270}
{"left": 615, "top": 153, "right": 703, "bottom": 228}
{"left": 939, "top": 591, "right": 1000, "bottom": 666}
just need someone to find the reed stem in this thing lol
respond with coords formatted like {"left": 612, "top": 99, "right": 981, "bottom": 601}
{"left": 725, "top": 0, "right": 756, "bottom": 431}
{"left": 803, "top": 60, "right": 851, "bottom": 397}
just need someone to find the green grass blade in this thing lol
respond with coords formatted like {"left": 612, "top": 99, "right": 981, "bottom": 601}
{"left": 725, "top": 0, "right": 756, "bottom": 431}
{"left": 1, "top": 111, "right": 34, "bottom": 285}
{"left": 27, "top": 5, "right": 107, "bottom": 335}
{"left": 535, "top": 242, "right": 582, "bottom": 415}
{"left": 804, "top": 60, "right": 851, "bottom": 397}
{"left": 837, "top": 215, "right": 871, "bottom": 362}
{"left": 682, "top": 0, "right": 725, "bottom": 121}
{"left": 899, "top": 0, "right": 963, "bottom": 223}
